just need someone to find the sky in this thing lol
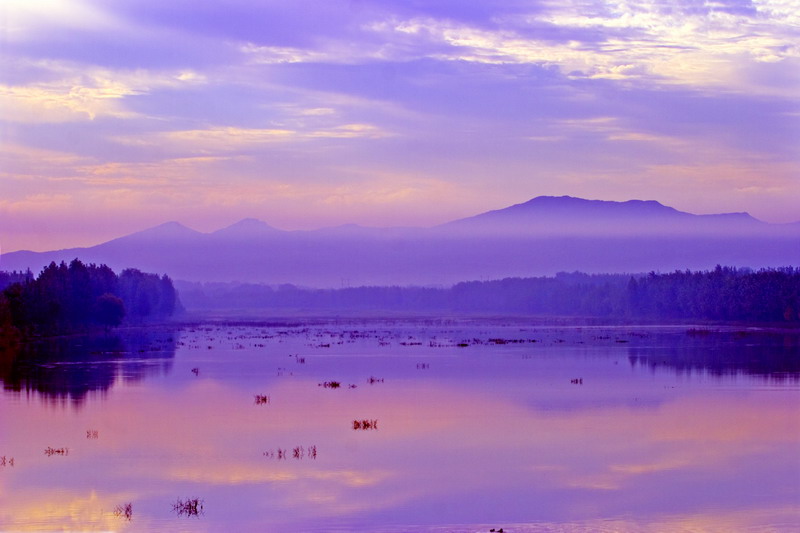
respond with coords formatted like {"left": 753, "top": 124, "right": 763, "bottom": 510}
{"left": 1, "top": 0, "right": 798, "bottom": 253}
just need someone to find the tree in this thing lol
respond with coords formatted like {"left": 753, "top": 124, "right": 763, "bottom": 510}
{"left": 94, "top": 293, "right": 126, "bottom": 328}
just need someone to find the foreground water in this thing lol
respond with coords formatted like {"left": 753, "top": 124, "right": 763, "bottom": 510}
{"left": 1, "top": 319, "right": 799, "bottom": 532}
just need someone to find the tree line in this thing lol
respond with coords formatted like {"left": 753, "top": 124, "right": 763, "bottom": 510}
{"left": 178, "top": 266, "right": 800, "bottom": 323}
{"left": 0, "top": 259, "right": 178, "bottom": 336}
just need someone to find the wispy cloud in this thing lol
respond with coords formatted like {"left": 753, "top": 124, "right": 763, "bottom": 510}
{"left": 0, "top": 0, "right": 797, "bottom": 251}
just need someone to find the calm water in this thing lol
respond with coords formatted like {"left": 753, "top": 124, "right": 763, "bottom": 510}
{"left": 1, "top": 320, "right": 799, "bottom": 532}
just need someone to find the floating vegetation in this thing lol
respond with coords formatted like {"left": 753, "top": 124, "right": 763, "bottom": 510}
{"left": 173, "top": 498, "right": 204, "bottom": 517}
{"left": 570, "top": 378, "right": 583, "bottom": 385}
{"left": 44, "top": 447, "right": 69, "bottom": 456}
{"left": 416, "top": 363, "right": 429, "bottom": 370}
{"left": 0, "top": 456, "right": 15, "bottom": 467}
{"left": 254, "top": 394, "right": 270, "bottom": 405}
{"left": 86, "top": 430, "right": 99, "bottom": 439}
{"left": 686, "top": 328, "right": 714, "bottom": 336}
{"left": 367, "top": 376, "right": 384, "bottom": 384}
{"left": 353, "top": 419, "right": 378, "bottom": 430}
{"left": 263, "top": 445, "right": 317, "bottom": 460}
{"left": 488, "top": 338, "right": 532, "bottom": 345}
{"left": 113, "top": 502, "right": 133, "bottom": 521}
{"left": 319, "top": 381, "right": 341, "bottom": 389}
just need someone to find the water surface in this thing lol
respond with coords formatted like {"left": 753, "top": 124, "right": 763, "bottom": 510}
{"left": 1, "top": 321, "right": 798, "bottom": 531}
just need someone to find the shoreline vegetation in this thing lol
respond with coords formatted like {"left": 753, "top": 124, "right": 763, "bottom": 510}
{"left": 0, "top": 259, "right": 178, "bottom": 341}
{"left": 176, "top": 266, "right": 799, "bottom": 325}
{"left": 1, "top": 263, "right": 798, "bottom": 344}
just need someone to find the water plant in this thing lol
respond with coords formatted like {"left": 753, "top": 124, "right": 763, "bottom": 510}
{"left": 173, "top": 498, "right": 204, "bottom": 517}
{"left": 352, "top": 419, "right": 378, "bottom": 430}
{"left": 44, "top": 447, "right": 68, "bottom": 456}
{"left": 263, "top": 445, "right": 319, "bottom": 459}
{"left": 113, "top": 502, "right": 133, "bottom": 521}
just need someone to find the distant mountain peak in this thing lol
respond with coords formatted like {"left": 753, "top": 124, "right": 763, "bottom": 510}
{"left": 457, "top": 195, "right": 683, "bottom": 223}
{"left": 436, "top": 195, "right": 773, "bottom": 235}
{"left": 518, "top": 196, "right": 672, "bottom": 211}
{"left": 213, "top": 218, "right": 280, "bottom": 237}
{"left": 128, "top": 221, "right": 201, "bottom": 238}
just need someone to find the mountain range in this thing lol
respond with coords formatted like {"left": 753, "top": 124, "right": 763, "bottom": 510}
{"left": 2, "top": 196, "right": 798, "bottom": 286}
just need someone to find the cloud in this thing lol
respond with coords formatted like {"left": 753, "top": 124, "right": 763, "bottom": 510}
{"left": 0, "top": 61, "right": 208, "bottom": 122}
{"left": 0, "top": 0, "right": 797, "bottom": 249}
{"left": 364, "top": 1, "right": 800, "bottom": 92}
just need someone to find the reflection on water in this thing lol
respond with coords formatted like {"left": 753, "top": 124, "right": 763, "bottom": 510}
{"left": 627, "top": 329, "right": 800, "bottom": 381}
{"left": 0, "top": 321, "right": 798, "bottom": 532}
{"left": 0, "top": 327, "right": 177, "bottom": 405}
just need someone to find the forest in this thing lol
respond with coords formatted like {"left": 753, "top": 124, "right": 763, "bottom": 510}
{"left": 178, "top": 266, "right": 800, "bottom": 323}
{"left": 2, "top": 263, "right": 798, "bottom": 331}
{"left": 0, "top": 259, "right": 178, "bottom": 336}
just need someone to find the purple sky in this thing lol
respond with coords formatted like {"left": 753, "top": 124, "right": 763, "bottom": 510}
{"left": 1, "top": 0, "right": 798, "bottom": 252}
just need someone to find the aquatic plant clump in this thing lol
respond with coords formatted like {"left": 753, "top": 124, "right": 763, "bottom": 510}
{"left": 353, "top": 419, "right": 378, "bottom": 430}
{"left": 44, "top": 447, "right": 68, "bottom": 456}
{"left": 173, "top": 497, "right": 204, "bottom": 517}
{"left": 113, "top": 503, "right": 133, "bottom": 521}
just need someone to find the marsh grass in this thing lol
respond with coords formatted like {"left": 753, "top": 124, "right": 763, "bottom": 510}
{"left": 353, "top": 419, "right": 378, "bottom": 430}
{"left": 173, "top": 497, "right": 204, "bottom": 517}
{"left": 263, "top": 445, "right": 317, "bottom": 460}
{"left": 44, "top": 447, "right": 68, "bottom": 456}
{"left": 113, "top": 502, "right": 132, "bottom": 521}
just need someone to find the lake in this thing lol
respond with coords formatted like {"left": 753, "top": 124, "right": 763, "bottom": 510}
{"left": 1, "top": 319, "right": 799, "bottom": 532}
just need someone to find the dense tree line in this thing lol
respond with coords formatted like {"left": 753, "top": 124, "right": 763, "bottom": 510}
{"left": 178, "top": 267, "right": 800, "bottom": 323}
{"left": 627, "top": 266, "right": 799, "bottom": 322}
{"left": 0, "top": 259, "right": 178, "bottom": 335}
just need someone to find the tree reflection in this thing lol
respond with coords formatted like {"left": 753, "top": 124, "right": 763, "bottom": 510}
{"left": 627, "top": 330, "right": 800, "bottom": 381}
{"left": 0, "top": 327, "right": 177, "bottom": 405}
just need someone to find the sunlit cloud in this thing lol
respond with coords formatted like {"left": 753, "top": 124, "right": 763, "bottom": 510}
{"left": 114, "top": 123, "right": 390, "bottom": 156}
{"left": 0, "top": 0, "right": 797, "bottom": 250}
{"left": 0, "top": 61, "right": 208, "bottom": 122}
{"left": 368, "top": 1, "right": 799, "bottom": 93}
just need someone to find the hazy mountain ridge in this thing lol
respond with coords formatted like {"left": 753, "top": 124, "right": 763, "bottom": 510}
{"left": 437, "top": 196, "right": 768, "bottom": 235}
{"left": 2, "top": 196, "right": 798, "bottom": 286}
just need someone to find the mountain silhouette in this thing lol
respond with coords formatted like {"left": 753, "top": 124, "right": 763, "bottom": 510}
{"left": 438, "top": 196, "right": 765, "bottom": 235}
{"left": 1, "top": 196, "right": 797, "bottom": 286}
{"left": 211, "top": 218, "right": 281, "bottom": 239}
